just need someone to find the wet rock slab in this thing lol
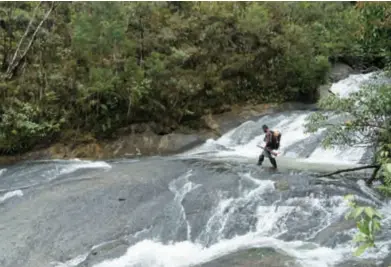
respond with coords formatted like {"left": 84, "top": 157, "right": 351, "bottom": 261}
{"left": 196, "top": 247, "right": 300, "bottom": 267}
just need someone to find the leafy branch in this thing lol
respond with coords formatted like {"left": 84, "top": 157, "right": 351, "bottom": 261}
{"left": 344, "top": 195, "right": 382, "bottom": 256}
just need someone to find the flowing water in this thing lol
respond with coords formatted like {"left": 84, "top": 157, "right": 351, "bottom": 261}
{"left": 1, "top": 73, "right": 391, "bottom": 267}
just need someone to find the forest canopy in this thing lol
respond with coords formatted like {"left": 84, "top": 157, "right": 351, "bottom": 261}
{"left": 0, "top": 1, "right": 390, "bottom": 154}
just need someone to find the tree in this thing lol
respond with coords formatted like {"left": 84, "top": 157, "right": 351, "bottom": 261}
{"left": 304, "top": 72, "right": 391, "bottom": 255}
{"left": 0, "top": 2, "right": 389, "bottom": 154}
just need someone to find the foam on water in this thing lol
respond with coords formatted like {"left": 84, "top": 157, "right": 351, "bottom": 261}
{"left": 183, "top": 73, "right": 381, "bottom": 165}
{"left": 185, "top": 112, "right": 366, "bottom": 165}
{"left": 56, "top": 160, "right": 112, "bottom": 175}
{"left": 0, "top": 160, "right": 112, "bottom": 195}
{"left": 329, "top": 72, "right": 376, "bottom": 98}
{"left": 91, "top": 236, "right": 349, "bottom": 267}
{"left": 41, "top": 160, "right": 112, "bottom": 183}
{"left": 90, "top": 187, "right": 367, "bottom": 267}
{"left": 0, "top": 189, "right": 23, "bottom": 203}
{"left": 51, "top": 253, "right": 88, "bottom": 267}
{"left": 0, "top": 168, "right": 7, "bottom": 176}
{"left": 196, "top": 176, "right": 276, "bottom": 245}
{"left": 168, "top": 170, "right": 201, "bottom": 240}
{"left": 52, "top": 72, "right": 391, "bottom": 267}
{"left": 186, "top": 113, "right": 314, "bottom": 159}
{"left": 52, "top": 169, "right": 391, "bottom": 267}
{"left": 303, "top": 145, "right": 366, "bottom": 164}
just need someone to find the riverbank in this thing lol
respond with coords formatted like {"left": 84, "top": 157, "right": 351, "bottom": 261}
{"left": 0, "top": 62, "right": 357, "bottom": 166}
{"left": 0, "top": 102, "right": 318, "bottom": 165}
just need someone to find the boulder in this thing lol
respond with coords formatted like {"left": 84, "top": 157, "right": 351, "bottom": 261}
{"left": 201, "top": 113, "right": 220, "bottom": 131}
{"left": 329, "top": 63, "right": 354, "bottom": 83}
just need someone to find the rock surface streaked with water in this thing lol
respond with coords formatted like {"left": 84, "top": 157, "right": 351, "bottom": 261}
{"left": 1, "top": 73, "right": 391, "bottom": 267}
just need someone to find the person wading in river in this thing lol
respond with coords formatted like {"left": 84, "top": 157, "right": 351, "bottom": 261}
{"left": 257, "top": 124, "right": 281, "bottom": 169}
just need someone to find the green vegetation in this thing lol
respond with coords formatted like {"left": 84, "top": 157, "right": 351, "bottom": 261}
{"left": 344, "top": 195, "right": 382, "bottom": 256}
{"left": 0, "top": 0, "right": 390, "bottom": 258}
{"left": 305, "top": 72, "right": 391, "bottom": 255}
{"left": 0, "top": 1, "right": 390, "bottom": 154}
{"left": 304, "top": 3, "right": 391, "bottom": 255}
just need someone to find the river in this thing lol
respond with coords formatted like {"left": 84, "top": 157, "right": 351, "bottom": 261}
{"left": 0, "top": 73, "right": 390, "bottom": 267}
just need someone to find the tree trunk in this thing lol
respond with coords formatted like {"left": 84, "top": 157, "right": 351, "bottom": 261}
{"left": 316, "top": 164, "right": 380, "bottom": 178}
{"left": 5, "top": 2, "right": 55, "bottom": 80}
{"left": 366, "top": 165, "right": 381, "bottom": 186}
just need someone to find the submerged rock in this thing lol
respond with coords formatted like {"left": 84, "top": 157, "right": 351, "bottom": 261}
{"left": 334, "top": 259, "right": 378, "bottom": 267}
{"left": 275, "top": 180, "right": 290, "bottom": 191}
{"left": 196, "top": 247, "right": 300, "bottom": 267}
{"left": 77, "top": 239, "right": 129, "bottom": 267}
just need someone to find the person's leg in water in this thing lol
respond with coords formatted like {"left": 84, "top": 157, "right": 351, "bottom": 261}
{"left": 257, "top": 153, "right": 264, "bottom": 166}
{"left": 257, "top": 149, "right": 277, "bottom": 168}
{"left": 269, "top": 154, "right": 277, "bottom": 169}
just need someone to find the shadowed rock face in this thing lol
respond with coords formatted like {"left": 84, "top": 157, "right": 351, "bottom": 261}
{"left": 329, "top": 63, "right": 355, "bottom": 83}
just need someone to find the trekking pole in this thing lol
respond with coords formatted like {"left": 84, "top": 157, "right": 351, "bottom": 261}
{"left": 257, "top": 144, "right": 279, "bottom": 157}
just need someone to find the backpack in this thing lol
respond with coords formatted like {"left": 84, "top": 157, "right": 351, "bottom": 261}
{"left": 270, "top": 130, "right": 281, "bottom": 150}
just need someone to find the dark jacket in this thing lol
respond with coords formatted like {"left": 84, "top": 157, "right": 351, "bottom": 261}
{"left": 264, "top": 131, "right": 273, "bottom": 149}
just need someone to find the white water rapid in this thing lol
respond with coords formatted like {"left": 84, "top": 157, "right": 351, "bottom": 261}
{"left": 181, "top": 72, "right": 382, "bottom": 169}
{"left": 91, "top": 172, "right": 391, "bottom": 267}
{"left": 3, "top": 72, "right": 390, "bottom": 267}
{"left": 80, "top": 72, "right": 391, "bottom": 267}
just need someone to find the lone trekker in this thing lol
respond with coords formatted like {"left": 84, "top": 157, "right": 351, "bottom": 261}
{"left": 257, "top": 124, "right": 281, "bottom": 169}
